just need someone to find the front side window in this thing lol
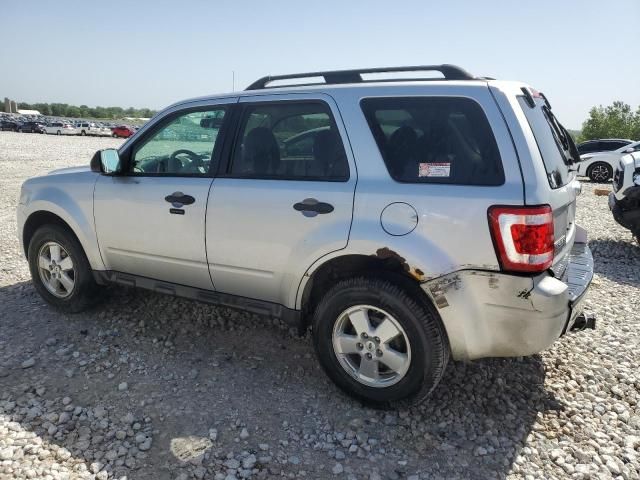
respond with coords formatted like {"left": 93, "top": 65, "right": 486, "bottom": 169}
{"left": 229, "top": 102, "right": 349, "bottom": 181}
{"left": 130, "top": 108, "right": 225, "bottom": 176}
{"left": 577, "top": 141, "right": 598, "bottom": 154}
{"left": 361, "top": 97, "right": 504, "bottom": 185}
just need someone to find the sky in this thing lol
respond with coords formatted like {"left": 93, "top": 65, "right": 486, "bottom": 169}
{"left": 1, "top": 0, "right": 638, "bottom": 129}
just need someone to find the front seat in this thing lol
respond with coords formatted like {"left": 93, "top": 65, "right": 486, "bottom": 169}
{"left": 242, "top": 127, "right": 280, "bottom": 176}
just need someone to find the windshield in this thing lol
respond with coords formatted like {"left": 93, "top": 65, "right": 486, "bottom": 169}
{"left": 518, "top": 96, "right": 577, "bottom": 189}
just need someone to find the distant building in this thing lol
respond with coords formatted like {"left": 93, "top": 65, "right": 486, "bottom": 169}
{"left": 3, "top": 98, "right": 10, "bottom": 113}
{"left": 17, "top": 109, "right": 41, "bottom": 116}
{"left": 10, "top": 101, "right": 17, "bottom": 113}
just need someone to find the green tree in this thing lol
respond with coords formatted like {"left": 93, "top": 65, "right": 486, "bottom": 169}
{"left": 580, "top": 101, "right": 639, "bottom": 142}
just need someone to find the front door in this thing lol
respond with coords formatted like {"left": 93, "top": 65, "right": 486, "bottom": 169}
{"left": 94, "top": 103, "right": 232, "bottom": 290}
{"left": 206, "top": 95, "right": 357, "bottom": 306}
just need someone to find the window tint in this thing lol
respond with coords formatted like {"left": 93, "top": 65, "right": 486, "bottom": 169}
{"left": 131, "top": 109, "right": 225, "bottom": 176}
{"left": 604, "top": 141, "right": 627, "bottom": 151}
{"left": 517, "top": 97, "right": 571, "bottom": 188}
{"left": 361, "top": 97, "right": 504, "bottom": 185}
{"left": 577, "top": 141, "right": 599, "bottom": 154}
{"left": 230, "top": 102, "right": 348, "bottom": 180}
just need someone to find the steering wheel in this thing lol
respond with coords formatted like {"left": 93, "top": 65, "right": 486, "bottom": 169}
{"left": 169, "top": 149, "right": 203, "bottom": 173}
{"left": 170, "top": 149, "right": 200, "bottom": 162}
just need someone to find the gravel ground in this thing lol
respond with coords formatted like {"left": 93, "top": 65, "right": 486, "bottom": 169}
{"left": 0, "top": 131, "right": 638, "bottom": 480}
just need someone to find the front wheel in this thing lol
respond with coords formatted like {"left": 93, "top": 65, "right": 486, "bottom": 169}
{"left": 312, "top": 277, "right": 449, "bottom": 406}
{"left": 588, "top": 162, "right": 613, "bottom": 182}
{"left": 56, "top": 130, "right": 61, "bottom": 136}
{"left": 28, "top": 225, "right": 101, "bottom": 313}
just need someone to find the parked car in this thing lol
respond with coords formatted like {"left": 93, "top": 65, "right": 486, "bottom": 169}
{"left": 43, "top": 122, "right": 78, "bottom": 136}
{"left": 17, "top": 65, "right": 595, "bottom": 405}
{"left": 609, "top": 151, "right": 640, "bottom": 244}
{"left": 111, "top": 125, "right": 135, "bottom": 138}
{"left": 577, "top": 140, "right": 640, "bottom": 182}
{"left": 577, "top": 138, "right": 633, "bottom": 155}
{"left": 0, "top": 120, "right": 20, "bottom": 131}
{"left": 19, "top": 121, "right": 46, "bottom": 133}
{"left": 77, "top": 122, "right": 97, "bottom": 136}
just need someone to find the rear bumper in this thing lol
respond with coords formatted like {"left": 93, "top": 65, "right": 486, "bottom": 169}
{"left": 422, "top": 229, "right": 594, "bottom": 361}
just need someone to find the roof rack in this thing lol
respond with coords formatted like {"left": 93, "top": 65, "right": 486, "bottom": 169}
{"left": 245, "top": 64, "right": 476, "bottom": 90}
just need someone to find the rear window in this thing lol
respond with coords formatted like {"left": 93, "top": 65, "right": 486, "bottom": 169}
{"left": 518, "top": 97, "right": 571, "bottom": 188}
{"left": 361, "top": 97, "right": 504, "bottom": 185}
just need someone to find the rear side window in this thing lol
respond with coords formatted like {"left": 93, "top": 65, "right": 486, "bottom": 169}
{"left": 230, "top": 102, "right": 349, "bottom": 181}
{"left": 517, "top": 97, "right": 571, "bottom": 188}
{"left": 361, "top": 97, "right": 504, "bottom": 185}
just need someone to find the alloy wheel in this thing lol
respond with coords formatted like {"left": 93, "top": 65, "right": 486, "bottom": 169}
{"left": 332, "top": 305, "right": 412, "bottom": 388}
{"left": 37, "top": 241, "right": 75, "bottom": 298}
{"left": 591, "top": 164, "right": 610, "bottom": 182}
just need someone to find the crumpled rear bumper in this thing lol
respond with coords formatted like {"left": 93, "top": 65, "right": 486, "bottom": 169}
{"left": 421, "top": 227, "right": 594, "bottom": 361}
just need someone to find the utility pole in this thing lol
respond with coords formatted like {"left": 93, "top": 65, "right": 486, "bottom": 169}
{"left": 232, "top": 71, "right": 235, "bottom": 91}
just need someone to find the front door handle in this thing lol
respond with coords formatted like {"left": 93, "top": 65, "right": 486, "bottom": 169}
{"left": 165, "top": 192, "right": 195, "bottom": 207}
{"left": 293, "top": 198, "right": 334, "bottom": 217}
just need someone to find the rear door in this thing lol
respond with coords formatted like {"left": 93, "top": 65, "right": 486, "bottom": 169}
{"left": 206, "top": 93, "right": 356, "bottom": 307}
{"left": 516, "top": 94, "right": 580, "bottom": 263}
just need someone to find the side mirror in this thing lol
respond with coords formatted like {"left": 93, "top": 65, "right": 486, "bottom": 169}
{"left": 90, "top": 149, "right": 122, "bottom": 174}
{"left": 624, "top": 147, "right": 635, "bottom": 154}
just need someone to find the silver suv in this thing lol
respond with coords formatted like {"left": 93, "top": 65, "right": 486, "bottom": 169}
{"left": 17, "top": 65, "right": 595, "bottom": 405}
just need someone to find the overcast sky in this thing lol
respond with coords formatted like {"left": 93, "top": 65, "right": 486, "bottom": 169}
{"left": 1, "top": 0, "right": 638, "bottom": 129}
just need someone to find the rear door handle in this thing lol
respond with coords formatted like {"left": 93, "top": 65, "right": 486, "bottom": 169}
{"left": 165, "top": 192, "right": 195, "bottom": 207}
{"left": 293, "top": 198, "right": 334, "bottom": 217}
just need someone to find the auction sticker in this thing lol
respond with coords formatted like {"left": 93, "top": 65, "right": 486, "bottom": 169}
{"left": 419, "top": 162, "right": 451, "bottom": 178}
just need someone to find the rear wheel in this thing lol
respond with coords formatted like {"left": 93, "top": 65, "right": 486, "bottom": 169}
{"left": 28, "top": 225, "right": 101, "bottom": 313}
{"left": 56, "top": 130, "right": 61, "bottom": 136}
{"left": 587, "top": 162, "right": 613, "bottom": 182}
{"left": 312, "top": 277, "right": 449, "bottom": 406}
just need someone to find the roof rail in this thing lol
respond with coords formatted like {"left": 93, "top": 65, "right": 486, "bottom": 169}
{"left": 245, "top": 64, "right": 476, "bottom": 90}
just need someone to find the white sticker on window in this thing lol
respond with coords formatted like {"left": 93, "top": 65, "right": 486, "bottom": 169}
{"left": 419, "top": 162, "right": 451, "bottom": 177}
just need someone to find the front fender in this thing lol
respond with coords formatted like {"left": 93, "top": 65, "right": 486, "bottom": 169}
{"left": 20, "top": 174, "right": 104, "bottom": 270}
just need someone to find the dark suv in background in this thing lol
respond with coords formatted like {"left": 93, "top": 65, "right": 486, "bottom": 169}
{"left": 577, "top": 139, "right": 633, "bottom": 155}
{"left": 19, "top": 121, "right": 46, "bottom": 133}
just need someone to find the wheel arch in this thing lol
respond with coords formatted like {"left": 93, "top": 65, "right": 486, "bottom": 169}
{"left": 298, "top": 253, "right": 438, "bottom": 332}
{"left": 22, "top": 211, "right": 82, "bottom": 259}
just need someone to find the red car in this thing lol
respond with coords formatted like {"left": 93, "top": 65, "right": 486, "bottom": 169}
{"left": 111, "top": 125, "right": 135, "bottom": 138}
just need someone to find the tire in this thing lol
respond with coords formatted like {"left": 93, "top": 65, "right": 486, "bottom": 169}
{"left": 587, "top": 162, "right": 613, "bottom": 183}
{"left": 81, "top": 130, "right": 86, "bottom": 136}
{"left": 56, "top": 130, "right": 61, "bottom": 136}
{"left": 28, "top": 224, "right": 101, "bottom": 313}
{"left": 312, "top": 276, "right": 449, "bottom": 407}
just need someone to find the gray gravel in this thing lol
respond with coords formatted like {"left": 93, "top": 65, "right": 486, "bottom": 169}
{"left": 0, "top": 131, "right": 639, "bottom": 479}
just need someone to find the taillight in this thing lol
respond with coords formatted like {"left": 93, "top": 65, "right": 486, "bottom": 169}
{"left": 488, "top": 205, "right": 554, "bottom": 273}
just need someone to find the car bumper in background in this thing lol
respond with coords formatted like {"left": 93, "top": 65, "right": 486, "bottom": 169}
{"left": 609, "top": 190, "right": 640, "bottom": 232}
{"left": 422, "top": 226, "right": 594, "bottom": 361}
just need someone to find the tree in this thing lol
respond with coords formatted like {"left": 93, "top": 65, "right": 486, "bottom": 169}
{"left": 580, "top": 101, "right": 639, "bottom": 142}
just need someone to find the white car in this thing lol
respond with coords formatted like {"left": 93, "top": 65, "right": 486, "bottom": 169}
{"left": 577, "top": 140, "right": 640, "bottom": 182}
{"left": 76, "top": 122, "right": 113, "bottom": 137}
{"left": 43, "top": 122, "right": 79, "bottom": 136}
